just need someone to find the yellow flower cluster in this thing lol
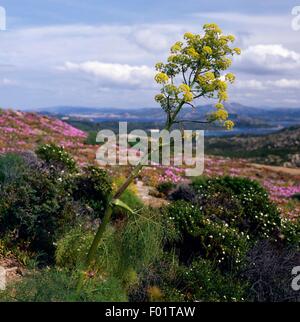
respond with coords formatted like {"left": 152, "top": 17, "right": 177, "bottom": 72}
{"left": 178, "top": 84, "right": 191, "bottom": 92}
{"left": 214, "top": 109, "right": 228, "bottom": 121}
{"left": 203, "top": 46, "right": 213, "bottom": 55}
{"left": 155, "top": 62, "right": 164, "bottom": 71}
{"left": 233, "top": 48, "right": 241, "bottom": 55}
{"left": 225, "top": 73, "right": 236, "bottom": 83}
{"left": 183, "top": 91, "right": 193, "bottom": 102}
{"left": 155, "top": 94, "right": 165, "bottom": 102}
{"left": 184, "top": 32, "right": 195, "bottom": 40}
{"left": 218, "top": 91, "right": 229, "bottom": 101}
{"left": 227, "top": 35, "right": 235, "bottom": 42}
{"left": 171, "top": 41, "right": 183, "bottom": 53}
{"left": 154, "top": 72, "right": 169, "bottom": 84}
{"left": 203, "top": 23, "right": 222, "bottom": 33}
{"left": 203, "top": 72, "right": 215, "bottom": 81}
{"left": 224, "top": 120, "right": 235, "bottom": 130}
{"left": 186, "top": 47, "right": 199, "bottom": 58}
{"left": 179, "top": 83, "right": 193, "bottom": 102}
{"left": 215, "top": 103, "right": 224, "bottom": 109}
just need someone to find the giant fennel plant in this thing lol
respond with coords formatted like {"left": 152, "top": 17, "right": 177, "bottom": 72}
{"left": 78, "top": 23, "right": 241, "bottom": 289}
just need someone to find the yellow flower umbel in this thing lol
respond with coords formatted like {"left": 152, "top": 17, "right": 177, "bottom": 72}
{"left": 171, "top": 41, "right": 183, "bottom": 53}
{"left": 186, "top": 47, "right": 200, "bottom": 58}
{"left": 224, "top": 120, "right": 235, "bottom": 130}
{"left": 225, "top": 73, "right": 236, "bottom": 84}
{"left": 203, "top": 46, "right": 213, "bottom": 55}
{"left": 214, "top": 108, "right": 229, "bottom": 121}
{"left": 184, "top": 32, "right": 195, "bottom": 40}
{"left": 155, "top": 94, "right": 165, "bottom": 103}
{"left": 154, "top": 72, "right": 169, "bottom": 84}
{"left": 179, "top": 84, "right": 193, "bottom": 102}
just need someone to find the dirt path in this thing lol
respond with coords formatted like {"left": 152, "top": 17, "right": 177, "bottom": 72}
{"left": 135, "top": 180, "right": 168, "bottom": 208}
{"left": 250, "top": 163, "right": 300, "bottom": 177}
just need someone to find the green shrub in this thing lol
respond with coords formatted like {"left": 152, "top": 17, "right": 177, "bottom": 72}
{"left": 55, "top": 225, "right": 118, "bottom": 273}
{"left": 0, "top": 269, "right": 127, "bottom": 302}
{"left": 280, "top": 218, "right": 300, "bottom": 248}
{"left": 157, "top": 182, "right": 176, "bottom": 196}
{"left": 0, "top": 153, "right": 27, "bottom": 184}
{"left": 0, "top": 170, "right": 80, "bottom": 259}
{"left": 164, "top": 201, "right": 249, "bottom": 268}
{"left": 36, "top": 143, "right": 77, "bottom": 173}
{"left": 73, "top": 166, "right": 112, "bottom": 217}
{"left": 198, "top": 189, "right": 244, "bottom": 227}
{"left": 179, "top": 259, "right": 247, "bottom": 302}
{"left": 128, "top": 252, "right": 184, "bottom": 302}
{"left": 192, "top": 176, "right": 281, "bottom": 241}
{"left": 0, "top": 154, "right": 85, "bottom": 261}
{"left": 198, "top": 219, "right": 249, "bottom": 269}
{"left": 291, "top": 193, "right": 300, "bottom": 201}
{"left": 165, "top": 200, "right": 204, "bottom": 237}
{"left": 85, "top": 131, "right": 98, "bottom": 145}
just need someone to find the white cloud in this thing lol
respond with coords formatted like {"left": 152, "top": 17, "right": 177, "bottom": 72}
{"left": 235, "top": 78, "right": 300, "bottom": 90}
{"left": 235, "top": 79, "right": 265, "bottom": 90}
{"left": 60, "top": 61, "right": 155, "bottom": 88}
{"left": 267, "top": 78, "right": 300, "bottom": 89}
{"left": 235, "top": 44, "right": 300, "bottom": 73}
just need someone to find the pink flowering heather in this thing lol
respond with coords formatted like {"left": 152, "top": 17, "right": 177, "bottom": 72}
{"left": 159, "top": 166, "right": 185, "bottom": 184}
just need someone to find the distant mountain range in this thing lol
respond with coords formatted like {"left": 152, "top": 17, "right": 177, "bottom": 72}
{"left": 34, "top": 103, "right": 300, "bottom": 129}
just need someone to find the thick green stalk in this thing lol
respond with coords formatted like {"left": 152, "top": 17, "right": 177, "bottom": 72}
{"left": 85, "top": 206, "right": 113, "bottom": 267}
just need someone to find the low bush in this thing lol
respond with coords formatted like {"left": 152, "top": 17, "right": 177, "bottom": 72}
{"left": 0, "top": 269, "right": 127, "bottom": 302}
{"left": 164, "top": 201, "right": 249, "bottom": 269}
{"left": 157, "top": 182, "right": 176, "bottom": 196}
{"left": 0, "top": 153, "right": 27, "bottom": 184}
{"left": 190, "top": 176, "right": 281, "bottom": 241}
{"left": 73, "top": 166, "right": 112, "bottom": 218}
{"left": 36, "top": 143, "right": 77, "bottom": 173}
{"left": 291, "top": 193, "right": 300, "bottom": 201}
{"left": 0, "top": 149, "right": 112, "bottom": 263}
{"left": 179, "top": 259, "right": 247, "bottom": 302}
{"left": 0, "top": 167, "right": 80, "bottom": 260}
{"left": 169, "top": 183, "right": 196, "bottom": 202}
{"left": 280, "top": 218, "right": 300, "bottom": 248}
{"left": 55, "top": 225, "right": 118, "bottom": 273}
{"left": 243, "top": 240, "right": 300, "bottom": 302}
{"left": 128, "top": 252, "right": 184, "bottom": 302}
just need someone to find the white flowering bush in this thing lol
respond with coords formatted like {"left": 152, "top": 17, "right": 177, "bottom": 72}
{"left": 164, "top": 200, "right": 249, "bottom": 269}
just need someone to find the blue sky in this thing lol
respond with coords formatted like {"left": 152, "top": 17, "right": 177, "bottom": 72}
{"left": 0, "top": 0, "right": 300, "bottom": 109}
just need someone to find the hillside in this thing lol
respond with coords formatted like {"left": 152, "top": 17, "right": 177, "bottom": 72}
{"left": 0, "top": 109, "right": 95, "bottom": 165}
{"left": 206, "top": 126, "right": 300, "bottom": 167}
